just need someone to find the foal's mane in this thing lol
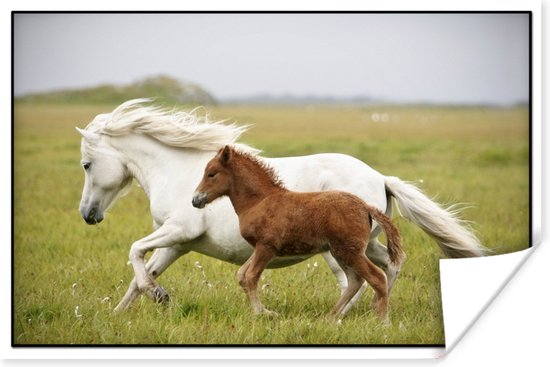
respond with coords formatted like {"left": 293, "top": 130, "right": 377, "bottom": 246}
{"left": 84, "top": 99, "right": 259, "bottom": 153}
{"left": 229, "top": 147, "right": 286, "bottom": 190}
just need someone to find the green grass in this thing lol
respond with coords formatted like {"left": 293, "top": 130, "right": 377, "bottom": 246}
{"left": 13, "top": 103, "right": 529, "bottom": 345}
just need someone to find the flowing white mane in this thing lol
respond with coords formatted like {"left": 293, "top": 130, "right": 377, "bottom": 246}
{"left": 85, "top": 98, "right": 258, "bottom": 152}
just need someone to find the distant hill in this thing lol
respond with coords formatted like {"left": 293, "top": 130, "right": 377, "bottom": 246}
{"left": 16, "top": 75, "right": 217, "bottom": 105}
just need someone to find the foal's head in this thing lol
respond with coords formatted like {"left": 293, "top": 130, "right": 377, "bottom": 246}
{"left": 192, "top": 145, "right": 285, "bottom": 209}
{"left": 192, "top": 145, "right": 236, "bottom": 209}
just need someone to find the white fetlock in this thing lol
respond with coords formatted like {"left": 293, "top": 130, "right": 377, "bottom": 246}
{"left": 262, "top": 308, "right": 279, "bottom": 317}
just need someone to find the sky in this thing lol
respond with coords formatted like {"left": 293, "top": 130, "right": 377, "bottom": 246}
{"left": 13, "top": 13, "right": 529, "bottom": 105}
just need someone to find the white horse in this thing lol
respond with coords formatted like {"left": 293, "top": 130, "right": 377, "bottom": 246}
{"left": 76, "top": 99, "right": 485, "bottom": 314}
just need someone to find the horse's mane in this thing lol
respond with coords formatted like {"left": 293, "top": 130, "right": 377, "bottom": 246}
{"left": 229, "top": 146, "right": 286, "bottom": 190}
{"left": 84, "top": 99, "right": 259, "bottom": 153}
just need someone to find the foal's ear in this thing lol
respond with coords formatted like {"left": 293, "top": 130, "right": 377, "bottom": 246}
{"left": 220, "top": 145, "right": 232, "bottom": 166}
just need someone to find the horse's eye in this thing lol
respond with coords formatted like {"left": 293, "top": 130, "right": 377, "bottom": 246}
{"left": 208, "top": 172, "right": 217, "bottom": 178}
{"left": 82, "top": 162, "right": 91, "bottom": 171}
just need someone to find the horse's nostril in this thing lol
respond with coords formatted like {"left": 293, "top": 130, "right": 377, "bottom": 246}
{"left": 84, "top": 216, "right": 96, "bottom": 225}
{"left": 86, "top": 211, "right": 96, "bottom": 222}
{"left": 82, "top": 206, "right": 101, "bottom": 225}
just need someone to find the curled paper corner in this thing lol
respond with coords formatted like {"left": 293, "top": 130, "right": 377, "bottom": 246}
{"left": 439, "top": 245, "right": 538, "bottom": 357}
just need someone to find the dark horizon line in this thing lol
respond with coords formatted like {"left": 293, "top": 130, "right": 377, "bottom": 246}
{"left": 13, "top": 92, "right": 528, "bottom": 109}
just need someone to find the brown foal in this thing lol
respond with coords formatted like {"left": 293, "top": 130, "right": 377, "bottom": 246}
{"left": 192, "top": 145, "right": 404, "bottom": 321}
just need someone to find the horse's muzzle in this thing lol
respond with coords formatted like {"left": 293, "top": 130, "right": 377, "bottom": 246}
{"left": 192, "top": 192, "right": 208, "bottom": 209}
{"left": 81, "top": 206, "right": 104, "bottom": 225}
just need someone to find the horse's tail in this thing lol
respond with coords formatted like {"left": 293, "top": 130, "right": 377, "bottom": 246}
{"left": 384, "top": 176, "right": 486, "bottom": 258}
{"left": 369, "top": 207, "right": 404, "bottom": 266}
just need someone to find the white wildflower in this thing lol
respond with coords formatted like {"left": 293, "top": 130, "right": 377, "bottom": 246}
{"left": 116, "top": 279, "right": 124, "bottom": 290}
{"left": 74, "top": 305, "right": 82, "bottom": 318}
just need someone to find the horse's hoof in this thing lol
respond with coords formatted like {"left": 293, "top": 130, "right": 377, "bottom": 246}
{"left": 153, "top": 286, "right": 171, "bottom": 305}
{"left": 263, "top": 309, "right": 279, "bottom": 317}
{"left": 386, "top": 253, "right": 406, "bottom": 294}
{"left": 255, "top": 308, "right": 278, "bottom": 318}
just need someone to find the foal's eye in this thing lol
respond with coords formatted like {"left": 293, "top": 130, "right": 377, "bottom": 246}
{"left": 82, "top": 162, "right": 91, "bottom": 171}
{"left": 208, "top": 172, "right": 217, "bottom": 178}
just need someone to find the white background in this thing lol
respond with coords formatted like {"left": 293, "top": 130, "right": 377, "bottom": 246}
{"left": 2, "top": 0, "right": 547, "bottom": 366}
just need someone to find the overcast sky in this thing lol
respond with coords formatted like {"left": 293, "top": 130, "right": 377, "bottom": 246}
{"left": 14, "top": 13, "right": 529, "bottom": 105}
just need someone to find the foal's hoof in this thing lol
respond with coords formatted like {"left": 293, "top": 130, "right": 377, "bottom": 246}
{"left": 153, "top": 286, "right": 171, "bottom": 305}
{"left": 380, "top": 317, "right": 391, "bottom": 327}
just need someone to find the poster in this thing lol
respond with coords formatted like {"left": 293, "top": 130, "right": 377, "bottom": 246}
{"left": 4, "top": 3, "right": 544, "bottom": 363}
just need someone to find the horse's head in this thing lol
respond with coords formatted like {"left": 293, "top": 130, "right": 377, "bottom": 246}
{"left": 76, "top": 127, "right": 132, "bottom": 225}
{"left": 192, "top": 145, "right": 234, "bottom": 209}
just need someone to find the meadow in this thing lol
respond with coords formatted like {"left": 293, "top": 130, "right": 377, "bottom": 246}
{"left": 13, "top": 102, "right": 529, "bottom": 345}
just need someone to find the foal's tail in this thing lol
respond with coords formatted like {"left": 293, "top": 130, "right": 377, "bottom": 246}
{"left": 384, "top": 176, "right": 486, "bottom": 258}
{"left": 369, "top": 208, "right": 404, "bottom": 266}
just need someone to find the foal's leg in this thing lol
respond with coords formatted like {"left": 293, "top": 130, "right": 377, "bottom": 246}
{"left": 114, "top": 245, "right": 188, "bottom": 312}
{"left": 236, "top": 254, "right": 254, "bottom": 285}
{"left": 238, "top": 245, "right": 276, "bottom": 316}
{"left": 349, "top": 255, "right": 389, "bottom": 322}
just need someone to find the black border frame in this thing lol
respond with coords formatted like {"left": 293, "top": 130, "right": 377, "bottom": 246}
{"left": 11, "top": 10, "right": 533, "bottom": 349}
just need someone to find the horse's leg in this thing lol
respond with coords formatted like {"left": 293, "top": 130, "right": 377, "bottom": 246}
{"left": 114, "top": 245, "right": 188, "bottom": 312}
{"left": 369, "top": 196, "right": 405, "bottom": 293}
{"left": 366, "top": 237, "right": 405, "bottom": 294}
{"left": 328, "top": 267, "right": 364, "bottom": 321}
{"left": 128, "top": 223, "right": 191, "bottom": 302}
{"left": 322, "top": 237, "right": 402, "bottom": 316}
{"left": 238, "top": 245, "right": 276, "bottom": 316}
{"left": 321, "top": 252, "right": 348, "bottom": 291}
{"left": 336, "top": 239, "right": 395, "bottom": 316}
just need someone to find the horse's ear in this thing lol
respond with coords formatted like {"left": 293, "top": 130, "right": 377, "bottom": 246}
{"left": 75, "top": 127, "right": 100, "bottom": 144}
{"left": 220, "top": 145, "right": 232, "bottom": 166}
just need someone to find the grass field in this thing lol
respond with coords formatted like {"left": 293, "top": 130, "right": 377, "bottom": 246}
{"left": 13, "top": 102, "right": 530, "bottom": 345}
